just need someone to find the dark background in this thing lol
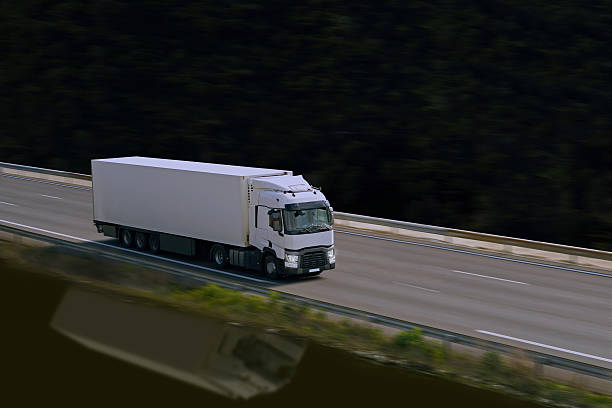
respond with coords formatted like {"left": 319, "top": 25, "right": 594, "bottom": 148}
{"left": 2, "top": 0, "right": 611, "bottom": 249}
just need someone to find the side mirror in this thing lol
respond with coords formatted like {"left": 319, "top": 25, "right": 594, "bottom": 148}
{"left": 268, "top": 209, "right": 283, "bottom": 233}
{"left": 272, "top": 220, "right": 282, "bottom": 232}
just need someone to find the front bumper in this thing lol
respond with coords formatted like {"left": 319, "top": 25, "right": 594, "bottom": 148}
{"left": 283, "top": 262, "right": 335, "bottom": 276}
{"left": 282, "top": 247, "right": 335, "bottom": 276}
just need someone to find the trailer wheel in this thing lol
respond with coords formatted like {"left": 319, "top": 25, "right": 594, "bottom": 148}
{"left": 148, "top": 234, "right": 160, "bottom": 253}
{"left": 120, "top": 229, "right": 133, "bottom": 247}
{"left": 210, "top": 244, "right": 228, "bottom": 268}
{"left": 135, "top": 232, "right": 148, "bottom": 251}
{"left": 264, "top": 255, "right": 280, "bottom": 280}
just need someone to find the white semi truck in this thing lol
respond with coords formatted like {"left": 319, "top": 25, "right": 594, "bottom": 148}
{"left": 92, "top": 157, "right": 335, "bottom": 278}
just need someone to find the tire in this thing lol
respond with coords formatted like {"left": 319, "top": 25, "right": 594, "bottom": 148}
{"left": 210, "top": 244, "right": 228, "bottom": 267}
{"left": 263, "top": 255, "right": 280, "bottom": 280}
{"left": 148, "top": 234, "right": 160, "bottom": 253}
{"left": 135, "top": 232, "right": 148, "bottom": 251}
{"left": 120, "top": 229, "right": 133, "bottom": 247}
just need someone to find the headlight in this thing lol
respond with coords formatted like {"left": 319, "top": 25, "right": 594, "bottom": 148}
{"left": 327, "top": 248, "right": 335, "bottom": 263}
{"left": 285, "top": 253, "right": 299, "bottom": 268}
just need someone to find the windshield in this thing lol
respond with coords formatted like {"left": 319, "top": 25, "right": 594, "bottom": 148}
{"left": 283, "top": 208, "right": 332, "bottom": 235}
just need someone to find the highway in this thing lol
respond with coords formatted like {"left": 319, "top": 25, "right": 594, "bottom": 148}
{"left": 1, "top": 174, "right": 611, "bottom": 368}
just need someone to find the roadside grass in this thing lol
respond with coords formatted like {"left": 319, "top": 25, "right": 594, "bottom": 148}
{"left": 1, "top": 239, "right": 610, "bottom": 408}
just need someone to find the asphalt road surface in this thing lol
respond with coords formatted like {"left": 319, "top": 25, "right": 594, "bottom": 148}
{"left": 1, "top": 174, "right": 611, "bottom": 368}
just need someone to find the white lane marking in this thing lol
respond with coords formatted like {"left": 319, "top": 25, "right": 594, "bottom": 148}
{"left": 40, "top": 194, "right": 63, "bottom": 200}
{"left": 0, "top": 201, "right": 17, "bottom": 206}
{"left": 393, "top": 281, "right": 440, "bottom": 293}
{"left": 476, "top": 330, "right": 612, "bottom": 363}
{"left": 0, "top": 219, "right": 270, "bottom": 284}
{"left": 452, "top": 270, "right": 529, "bottom": 285}
{"left": 336, "top": 230, "right": 612, "bottom": 279}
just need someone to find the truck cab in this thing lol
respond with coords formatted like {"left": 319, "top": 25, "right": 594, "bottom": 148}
{"left": 249, "top": 175, "right": 335, "bottom": 278}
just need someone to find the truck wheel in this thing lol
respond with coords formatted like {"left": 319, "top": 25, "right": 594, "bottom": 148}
{"left": 148, "top": 234, "right": 160, "bottom": 253}
{"left": 120, "top": 229, "right": 133, "bottom": 247}
{"left": 210, "top": 244, "right": 228, "bottom": 268}
{"left": 264, "top": 255, "right": 279, "bottom": 280}
{"left": 135, "top": 232, "right": 148, "bottom": 251}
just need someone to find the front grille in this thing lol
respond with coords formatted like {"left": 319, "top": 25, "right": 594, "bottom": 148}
{"left": 300, "top": 251, "right": 326, "bottom": 269}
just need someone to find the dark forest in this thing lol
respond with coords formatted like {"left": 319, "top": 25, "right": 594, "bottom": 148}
{"left": 2, "top": 1, "right": 611, "bottom": 249}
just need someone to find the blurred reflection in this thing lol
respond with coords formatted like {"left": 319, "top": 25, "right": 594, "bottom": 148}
{"left": 51, "top": 288, "right": 306, "bottom": 399}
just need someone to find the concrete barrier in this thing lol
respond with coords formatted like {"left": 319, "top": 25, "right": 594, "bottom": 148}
{"left": 334, "top": 213, "right": 612, "bottom": 271}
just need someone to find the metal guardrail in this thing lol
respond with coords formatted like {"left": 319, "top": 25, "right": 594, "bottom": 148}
{"left": 334, "top": 211, "right": 612, "bottom": 264}
{"left": 0, "top": 161, "right": 91, "bottom": 180}
{"left": 0, "top": 222, "right": 609, "bottom": 381}
{"left": 334, "top": 212, "right": 447, "bottom": 235}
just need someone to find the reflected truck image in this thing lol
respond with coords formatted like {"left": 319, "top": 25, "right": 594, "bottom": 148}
{"left": 51, "top": 288, "right": 307, "bottom": 399}
{"left": 91, "top": 157, "right": 335, "bottom": 278}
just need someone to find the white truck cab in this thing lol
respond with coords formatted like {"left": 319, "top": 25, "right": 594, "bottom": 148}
{"left": 249, "top": 175, "right": 335, "bottom": 277}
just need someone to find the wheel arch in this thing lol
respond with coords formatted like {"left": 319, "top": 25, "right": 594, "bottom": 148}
{"left": 262, "top": 247, "right": 277, "bottom": 260}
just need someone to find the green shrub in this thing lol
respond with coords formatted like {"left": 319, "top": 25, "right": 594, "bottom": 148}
{"left": 581, "top": 393, "right": 612, "bottom": 408}
{"left": 510, "top": 374, "right": 541, "bottom": 396}
{"left": 243, "top": 294, "right": 268, "bottom": 312}
{"left": 425, "top": 343, "right": 447, "bottom": 364}
{"left": 480, "top": 352, "right": 503, "bottom": 375}
{"left": 267, "top": 291, "right": 281, "bottom": 305}
{"left": 392, "top": 328, "right": 424, "bottom": 349}
{"left": 366, "top": 327, "right": 385, "bottom": 345}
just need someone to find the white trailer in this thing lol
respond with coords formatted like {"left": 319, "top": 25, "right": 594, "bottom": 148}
{"left": 92, "top": 157, "right": 335, "bottom": 278}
